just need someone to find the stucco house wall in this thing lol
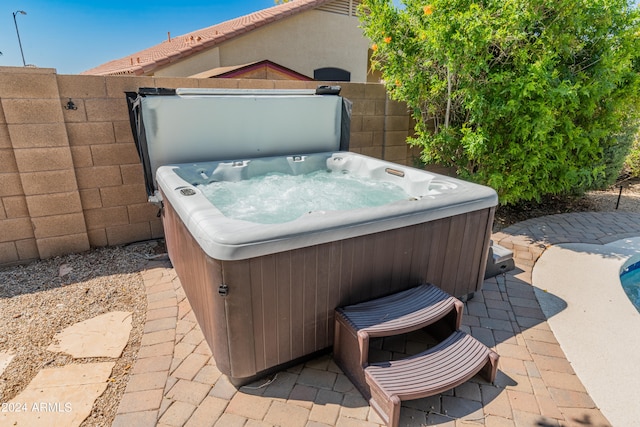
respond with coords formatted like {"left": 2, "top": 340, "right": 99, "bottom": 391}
{"left": 83, "top": 0, "right": 374, "bottom": 83}
{"left": 154, "top": 10, "right": 369, "bottom": 82}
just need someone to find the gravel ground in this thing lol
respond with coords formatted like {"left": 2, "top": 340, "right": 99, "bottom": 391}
{"left": 584, "top": 177, "right": 640, "bottom": 212}
{"left": 494, "top": 177, "right": 640, "bottom": 230}
{"left": 0, "top": 179, "right": 637, "bottom": 427}
{"left": 0, "top": 242, "right": 161, "bottom": 427}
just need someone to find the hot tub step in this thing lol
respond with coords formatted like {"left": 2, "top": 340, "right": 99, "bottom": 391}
{"left": 336, "top": 283, "right": 463, "bottom": 337}
{"left": 365, "top": 330, "right": 499, "bottom": 427}
{"left": 485, "top": 240, "right": 515, "bottom": 279}
{"left": 333, "top": 284, "right": 463, "bottom": 397}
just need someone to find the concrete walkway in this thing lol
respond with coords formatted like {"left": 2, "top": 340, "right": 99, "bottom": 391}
{"left": 533, "top": 238, "right": 640, "bottom": 427}
{"left": 112, "top": 211, "right": 640, "bottom": 427}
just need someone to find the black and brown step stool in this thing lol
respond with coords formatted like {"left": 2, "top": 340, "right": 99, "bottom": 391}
{"left": 333, "top": 283, "right": 499, "bottom": 427}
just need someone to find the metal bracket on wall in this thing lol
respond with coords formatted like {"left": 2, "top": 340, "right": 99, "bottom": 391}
{"left": 64, "top": 98, "right": 77, "bottom": 110}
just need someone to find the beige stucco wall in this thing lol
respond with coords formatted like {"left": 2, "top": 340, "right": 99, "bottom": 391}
{"left": 154, "top": 47, "right": 222, "bottom": 79}
{"left": 153, "top": 9, "right": 370, "bottom": 82}
{"left": 0, "top": 66, "right": 415, "bottom": 266}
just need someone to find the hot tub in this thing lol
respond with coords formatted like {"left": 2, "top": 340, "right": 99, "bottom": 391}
{"left": 129, "top": 87, "right": 498, "bottom": 384}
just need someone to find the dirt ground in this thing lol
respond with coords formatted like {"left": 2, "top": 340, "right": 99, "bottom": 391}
{"left": 0, "top": 243, "right": 156, "bottom": 427}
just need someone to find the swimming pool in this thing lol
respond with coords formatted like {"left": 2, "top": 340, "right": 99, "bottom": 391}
{"left": 621, "top": 261, "right": 640, "bottom": 312}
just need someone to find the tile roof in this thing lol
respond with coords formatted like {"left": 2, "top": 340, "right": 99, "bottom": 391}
{"left": 82, "top": 0, "right": 334, "bottom": 76}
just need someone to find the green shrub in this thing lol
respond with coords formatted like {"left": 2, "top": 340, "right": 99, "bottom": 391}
{"left": 361, "top": 0, "right": 640, "bottom": 204}
{"left": 626, "top": 132, "right": 640, "bottom": 178}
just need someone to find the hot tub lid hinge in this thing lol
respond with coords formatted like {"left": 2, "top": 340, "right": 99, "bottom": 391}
{"left": 148, "top": 190, "right": 163, "bottom": 205}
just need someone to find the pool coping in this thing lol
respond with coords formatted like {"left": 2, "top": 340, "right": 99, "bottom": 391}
{"left": 533, "top": 238, "right": 640, "bottom": 427}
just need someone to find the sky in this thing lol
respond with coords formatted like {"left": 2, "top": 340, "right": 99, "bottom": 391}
{"left": 0, "top": 1, "right": 277, "bottom": 74}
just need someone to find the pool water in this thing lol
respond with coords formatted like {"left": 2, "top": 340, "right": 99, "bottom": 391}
{"left": 621, "top": 262, "right": 640, "bottom": 312}
{"left": 197, "top": 170, "right": 411, "bottom": 224}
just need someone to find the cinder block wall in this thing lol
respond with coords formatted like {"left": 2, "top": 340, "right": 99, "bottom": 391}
{"left": 0, "top": 66, "right": 416, "bottom": 265}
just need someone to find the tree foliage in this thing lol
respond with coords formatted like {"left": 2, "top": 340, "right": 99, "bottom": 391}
{"left": 360, "top": 0, "right": 640, "bottom": 204}
{"left": 625, "top": 132, "right": 640, "bottom": 177}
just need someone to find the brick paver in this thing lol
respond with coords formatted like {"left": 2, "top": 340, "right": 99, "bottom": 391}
{"left": 114, "top": 212, "right": 640, "bottom": 426}
{"left": 117, "top": 389, "right": 164, "bottom": 413}
{"left": 158, "top": 401, "right": 197, "bottom": 426}
{"left": 112, "top": 410, "right": 158, "bottom": 427}
{"left": 172, "top": 353, "right": 209, "bottom": 381}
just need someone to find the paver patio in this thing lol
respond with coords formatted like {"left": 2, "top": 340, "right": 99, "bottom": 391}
{"left": 113, "top": 211, "right": 640, "bottom": 427}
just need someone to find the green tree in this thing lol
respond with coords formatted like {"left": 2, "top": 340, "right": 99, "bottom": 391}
{"left": 625, "top": 132, "right": 640, "bottom": 177}
{"left": 361, "top": 0, "right": 640, "bottom": 204}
